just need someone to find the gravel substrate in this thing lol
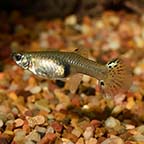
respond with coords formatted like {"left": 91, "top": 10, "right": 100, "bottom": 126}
{"left": 0, "top": 11, "right": 144, "bottom": 144}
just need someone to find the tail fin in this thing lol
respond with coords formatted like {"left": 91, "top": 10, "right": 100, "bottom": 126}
{"left": 100, "top": 58, "right": 132, "bottom": 97}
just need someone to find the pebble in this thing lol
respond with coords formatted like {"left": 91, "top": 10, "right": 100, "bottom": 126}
{"left": 65, "top": 15, "right": 77, "bottom": 26}
{"left": 95, "top": 128, "right": 105, "bottom": 138}
{"left": 81, "top": 24, "right": 92, "bottom": 34}
{"left": 13, "top": 129, "right": 26, "bottom": 143}
{"left": 46, "top": 126, "right": 54, "bottom": 133}
{"left": 76, "top": 137, "right": 84, "bottom": 144}
{"left": 101, "top": 136, "right": 124, "bottom": 144}
{"left": 72, "top": 128, "right": 82, "bottom": 138}
{"left": 23, "top": 70, "right": 31, "bottom": 81}
{"left": 107, "top": 37, "right": 120, "bottom": 50}
{"left": 134, "top": 59, "right": 144, "bottom": 75}
{"left": 62, "top": 138, "right": 74, "bottom": 144}
{"left": 35, "top": 99, "right": 51, "bottom": 113}
{"left": 39, "top": 133, "right": 56, "bottom": 144}
{"left": 54, "top": 89, "right": 71, "bottom": 108}
{"left": 136, "top": 125, "right": 144, "bottom": 135}
{"left": 111, "top": 105, "right": 123, "bottom": 115}
{"left": 83, "top": 126, "right": 94, "bottom": 140}
{"left": 7, "top": 112, "right": 15, "bottom": 120}
{"left": 11, "top": 107, "right": 19, "bottom": 115}
{"left": 40, "top": 40, "right": 49, "bottom": 49}
{"left": 126, "top": 97, "right": 135, "bottom": 110}
{"left": 82, "top": 105, "right": 90, "bottom": 110}
{"left": 134, "top": 36, "right": 144, "bottom": 48}
{"left": 26, "top": 115, "right": 45, "bottom": 128}
{"left": 125, "top": 124, "right": 135, "bottom": 130}
{"left": 5, "top": 120, "right": 14, "bottom": 130}
{"left": 85, "top": 138, "right": 97, "bottom": 144}
{"left": 0, "top": 113, "right": 7, "bottom": 122}
{"left": 51, "top": 121, "right": 63, "bottom": 132}
{"left": 0, "top": 119, "right": 4, "bottom": 128}
{"left": 35, "top": 126, "right": 46, "bottom": 135}
{"left": 131, "top": 134, "right": 144, "bottom": 142}
{"left": 108, "top": 15, "right": 120, "bottom": 26}
{"left": 29, "top": 86, "right": 41, "bottom": 94}
{"left": 63, "top": 132, "right": 78, "bottom": 143}
{"left": 4, "top": 130, "right": 14, "bottom": 135}
{"left": 95, "top": 20, "right": 104, "bottom": 29}
{"left": 26, "top": 131, "right": 41, "bottom": 142}
{"left": 24, "top": 140, "right": 36, "bottom": 144}
{"left": 14, "top": 118, "right": 24, "bottom": 127}
{"left": 105, "top": 116, "right": 120, "bottom": 129}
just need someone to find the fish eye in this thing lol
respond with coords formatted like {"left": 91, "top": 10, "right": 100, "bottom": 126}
{"left": 15, "top": 53, "right": 22, "bottom": 61}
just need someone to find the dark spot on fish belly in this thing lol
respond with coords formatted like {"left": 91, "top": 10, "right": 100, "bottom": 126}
{"left": 56, "top": 80, "right": 65, "bottom": 88}
{"left": 64, "top": 64, "right": 71, "bottom": 77}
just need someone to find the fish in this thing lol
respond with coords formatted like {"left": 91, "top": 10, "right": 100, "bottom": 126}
{"left": 12, "top": 49, "right": 132, "bottom": 96}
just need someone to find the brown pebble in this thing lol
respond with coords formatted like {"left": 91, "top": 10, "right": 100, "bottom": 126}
{"left": 13, "top": 129, "right": 26, "bottom": 143}
{"left": 63, "top": 132, "right": 79, "bottom": 142}
{"left": 26, "top": 131, "right": 41, "bottom": 142}
{"left": 22, "top": 120, "right": 31, "bottom": 133}
{"left": 90, "top": 120, "right": 101, "bottom": 128}
{"left": 51, "top": 121, "right": 63, "bottom": 133}
{"left": 71, "top": 96, "right": 80, "bottom": 107}
{"left": 39, "top": 133, "right": 56, "bottom": 144}
{"left": 76, "top": 137, "right": 84, "bottom": 144}
{"left": 72, "top": 128, "right": 82, "bottom": 138}
{"left": 101, "top": 136, "right": 124, "bottom": 144}
{"left": 14, "top": 118, "right": 24, "bottom": 128}
{"left": 26, "top": 115, "right": 45, "bottom": 128}
{"left": 85, "top": 138, "right": 97, "bottom": 144}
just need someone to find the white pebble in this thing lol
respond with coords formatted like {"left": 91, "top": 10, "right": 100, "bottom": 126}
{"left": 125, "top": 124, "right": 135, "bottom": 130}
{"left": 134, "top": 67, "right": 143, "bottom": 75}
{"left": 105, "top": 116, "right": 120, "bottom": 128}
{"left": 30, "top": 86, "right": 41, "bottom": 94}
{"left": 0, "top": 119, "right": 4, "bottom": 128}
{"left": 65, "top": 15, "right": 77, "bottom": 26}
{"left": 83, "top": 126, "right": 94, "bottom": 140}
{"left": 101, "top": 136, "right": 124, "bottom": 144}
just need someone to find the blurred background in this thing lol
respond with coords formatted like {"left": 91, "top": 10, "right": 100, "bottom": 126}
{"left": 0, "top": 0, "right": 144, "bottom": 59}
{"left": 0, "top": 0, "right": 144, "bottom": 18}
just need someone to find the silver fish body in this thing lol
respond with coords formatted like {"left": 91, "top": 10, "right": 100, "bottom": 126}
{"left": 12, "top": 51, "right": 108, "bottom": 80}
{"left": 12, "top": 50, "right": 132, "bottom": 96}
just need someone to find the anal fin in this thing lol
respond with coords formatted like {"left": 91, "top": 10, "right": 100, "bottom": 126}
{"left": 65, "top": 74, "right": 83, "bottom": 94}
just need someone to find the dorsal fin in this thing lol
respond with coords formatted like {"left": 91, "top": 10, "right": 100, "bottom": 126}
{"left": 74, "top": 47, "right": 89, "bottom": 58}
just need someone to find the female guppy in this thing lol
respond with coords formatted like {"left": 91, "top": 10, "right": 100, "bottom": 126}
{"left": 12, "top": 50, "right": 132, "bottom": 96}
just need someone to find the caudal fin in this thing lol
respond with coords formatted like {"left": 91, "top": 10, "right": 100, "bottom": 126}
{"left": 100, "top": 58, "right": 132, "bottom": 97}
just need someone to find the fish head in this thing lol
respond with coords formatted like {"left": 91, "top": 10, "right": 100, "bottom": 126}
{"left": 12, "top": 52, "right": 31, "bottom": 69}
